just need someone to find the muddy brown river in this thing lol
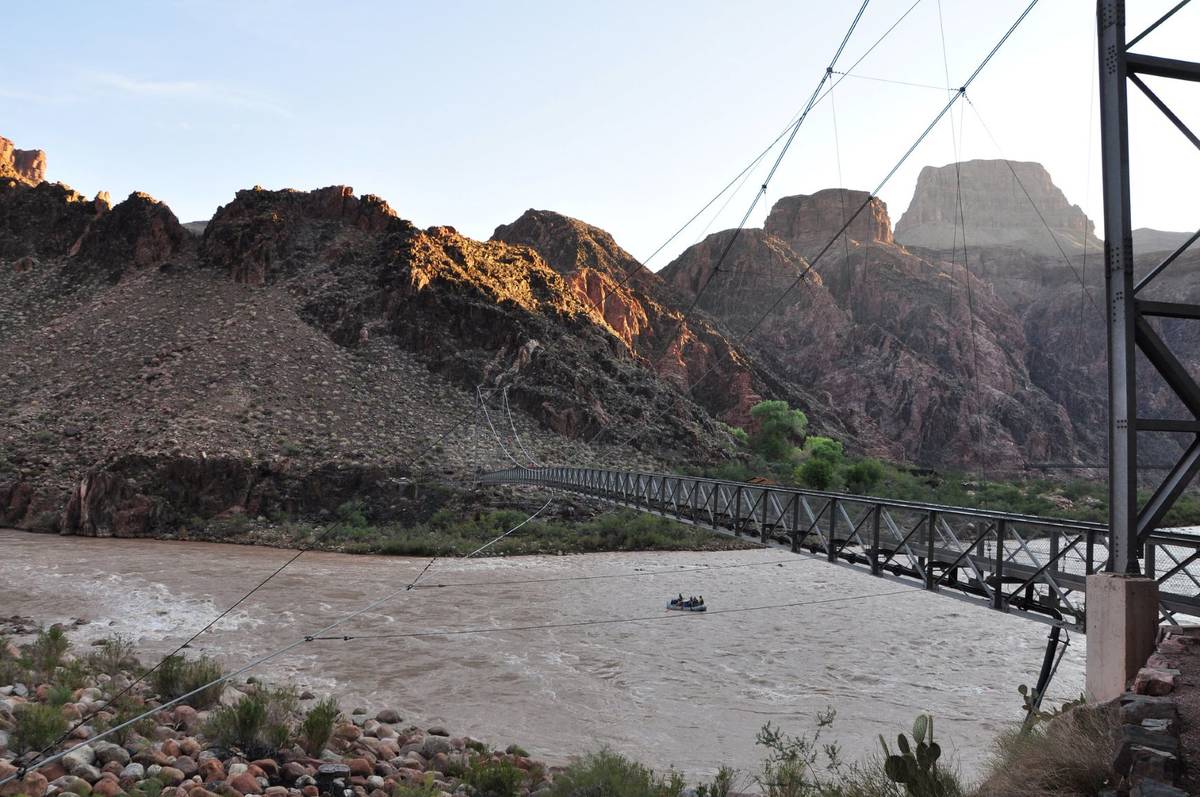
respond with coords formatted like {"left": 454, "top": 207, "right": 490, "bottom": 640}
{"left": 0, "top": 528, "right": 1084, "bottom": 782}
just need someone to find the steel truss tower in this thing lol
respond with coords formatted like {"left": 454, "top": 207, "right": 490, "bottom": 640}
{"left": 1099, "top": 0, "right": 1200, "bottom": 574}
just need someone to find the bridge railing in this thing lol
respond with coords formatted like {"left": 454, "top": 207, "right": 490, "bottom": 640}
{"left": 479, "top": 466, "right": 1200, "bottom": 632}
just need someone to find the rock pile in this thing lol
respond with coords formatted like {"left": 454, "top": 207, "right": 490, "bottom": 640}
{"left": 0, "top": 655, "right": 554, "bottom": 797}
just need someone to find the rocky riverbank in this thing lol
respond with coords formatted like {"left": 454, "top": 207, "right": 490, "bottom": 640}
{"left": 0, "top": 626, "right": 558, "bottom": 797}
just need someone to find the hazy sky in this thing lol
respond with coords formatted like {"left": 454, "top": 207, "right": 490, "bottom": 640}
{"left": 3, "top": 1, "right": 1196, "bottom": 266}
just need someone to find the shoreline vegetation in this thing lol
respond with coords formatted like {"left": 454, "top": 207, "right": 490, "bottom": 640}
{"left": 0, "top": 626, "right": 1123, "bottom": 797}
{"left": 169, "top": 508, "right": 757, "bottom": 559}
{"left": 702, "top": 401, "right": 1200, "bottom": 528}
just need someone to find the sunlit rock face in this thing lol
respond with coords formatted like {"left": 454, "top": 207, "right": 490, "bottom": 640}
{"left": 0, "top": 136, "right": 47, "bottom": 187}
{"left": 895, "top": 159, "right": 1100, "bottom": 257}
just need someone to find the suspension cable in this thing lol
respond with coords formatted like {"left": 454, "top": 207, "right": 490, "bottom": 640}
{"left": 478, "top": 385, "right": 522, "bottom": 468}
{"left": 963, "top": 96, "right": 1099, "bottom": 313}
{"left": 588, "top": 0, "right": 874, "bottom": 447}
{"left": 503, "top": 386, "right": 540, "bottom": 466}
{"left": 601, "top": 0, "right": 1042, "bottom": 454}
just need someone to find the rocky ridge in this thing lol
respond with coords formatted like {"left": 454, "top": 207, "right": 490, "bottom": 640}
{"left": 0, "top": 136, "right": 46, "bottom": 187}
{"left": 491, "top": 209, "right": 847, "bottom": 432}
{"left": 661, "top": 188, "right": 1080, "bottom": 466}
{"left": 0, "top": 138, "right": 731, "bottom": 537}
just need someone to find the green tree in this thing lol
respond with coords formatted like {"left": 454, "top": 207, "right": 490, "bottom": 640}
{"left": 804, "top": 436, "right": 843, "bottom": 463}
{"left": 749, "top": 401, "right": 808, "bottom": 461}
{"left": 798, "top": 459, "right": 837, "bottom": 491}
{"left": 844, "top": 458, "right": 885, "bottom": 494}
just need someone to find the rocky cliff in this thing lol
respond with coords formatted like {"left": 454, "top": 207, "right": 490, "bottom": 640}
{"left": 764, "top": 189, "right": 893, "bottom": 261}
{"left": 662, "top": 190, "right": 1082, "bottom": 466}
{"left": 0, "top": 135, "right": 46, "bottom": 186}
{"left": 0, "top": 140, "right": 739, "bottom": 537}
{"left": 895, "top": 160, "right": 1100, "bottom": 257}
{"left": 491, "top": 209, "right": 845, "bottom": 432}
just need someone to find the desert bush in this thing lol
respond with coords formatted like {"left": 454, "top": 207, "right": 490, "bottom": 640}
{"left": 804, "top": 436, "right": 843, "bottom": 463}
{"left": 57, "top": 658, "right": 90, "bottom": 690}
{"left": 46, "top": 683, "right": 74, "bottom": 706}
{"left": 300, "top": 696, "right": 340, "bottom": 756}
{"left": 391, "top": 774, "right": 440, "bottom": 797}
{"left": 546, "top": 749, "right": 685, "bottom": 797}
{"left": 797, "top": 458, "right": 837, "bottom": 491}
{"left": 13, "top": 702, "right": 69, "bottom": 753}
{"left": 975, "top": 702, "right": 1118, "bottom": 797}
{"left": 25, "top": 626, "right": 70, "bottom": 680}
{"left": 695, "top": 767, "right": 744, "bottom": 797}
{"left": 152, "top": 655, "right": 225, "bottom": 709}
{"left": 843, "top": 458, "right": 885, "bottom": 495}
{"left": 204, "top": 694, "right": 268, "bottom": 753}
{"left": 129, "top": 778, "right": 164, "bottom": 797}
{"left": 87, "top": 635, "right": 140, "bottom": 678}
{"left": 464, "top": 758, "right": 527, "bottom": 797}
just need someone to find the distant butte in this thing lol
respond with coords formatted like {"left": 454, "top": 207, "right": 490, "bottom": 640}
{"left": 0, "top": 135, "right": 47, "bottom": 187}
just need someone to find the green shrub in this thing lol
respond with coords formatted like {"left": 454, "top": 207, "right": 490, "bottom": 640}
{"left": 804, "top": 436, "right": 844, "bottom": 463}
{"left": 46, "top": 684, "right": 74, "bottom": 706}
{"left": 337, "top": 499, "right": 369, "bottom": 529}
{"left": 203, "top": 694, "right": 268, "bottom": 752}
{"left": 300, "top": 696, "right": 340, "bottom": 756}
{"left": 260, "top": 685, "right": 300, "bottom": 751}
{"left": 464, "top": 758, "right": 526, "bottom": 797}
{"left": 25, "top": 626, "right": 70, "bottom": 680}
{"left": 130, "top": 778, "right": 164, "bottom": 797}
{"left": 696, "top": 767, "right": 742, "bottom": 797}
{"left": 797, "top": 459, "right": 837, "bottom": 491}
{"left": 87, "top": 635, "right": 140, "bottom": 678}
{"left": 843, "top": 458, "right": 885, "bottom": 495}
{"left": 152, "top": 655, "right": 225, "bottom": 709}
{"left": 547, "top": 749, "right": 685, "bottom": 797}
{"left": 56, "top": 658, "right": 90, "bottom": 690}
{"left": 13, "top": 702, "right": 69, "bottom": 753}
{"left": 391, "top": 774, "right": 440, "bottom": 797}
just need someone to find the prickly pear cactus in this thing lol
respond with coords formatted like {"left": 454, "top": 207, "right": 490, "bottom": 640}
{"left": 880, "top": 713, "right": 947, "bottom": 796}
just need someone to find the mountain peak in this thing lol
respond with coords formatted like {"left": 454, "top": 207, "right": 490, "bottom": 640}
{"left": 0, "top": 135, "right": 47, "bottom": 187}
{"left": 764, "top": 189, "right": 893, "bottom": 261}
{"left": 894, "top": 159, "right": 1099, "bottom": 256}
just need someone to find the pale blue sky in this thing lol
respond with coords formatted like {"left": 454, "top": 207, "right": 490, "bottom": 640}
{"left": 3, "top": 1, "right": 1196, "bottom": 265}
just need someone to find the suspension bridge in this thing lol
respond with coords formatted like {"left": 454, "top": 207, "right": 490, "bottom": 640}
{"left": 478, "top": 466, "right": 1200, "bottom": 633}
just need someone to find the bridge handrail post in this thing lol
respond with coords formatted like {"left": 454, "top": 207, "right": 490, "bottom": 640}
{"left": 993, "top": 520, "right": 1008, "bottom": 611}
{"left": 926, "top": 510, "right": 939, "bottom": 590}
{"left": 1086, "top": 528, "right": 1096, "bottom": 575}
{"left": 790, "top": 495, "right": 800, "bottom": 552}
{"left": 827, "top": 498, "right": 840, "bottom": 562}
{"left": 870, "top": 505, "right": 882, "bottom": 575}
{"left": 1145, "top": 540, "right": 1157, "bottom": 580}
{"left": 733, "top": 485, "right": 743, "bottom": 536}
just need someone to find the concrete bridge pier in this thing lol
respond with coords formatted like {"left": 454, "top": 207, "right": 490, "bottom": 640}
{"left": 1086, "top": 574, "right": 1160, "bottom": 702}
